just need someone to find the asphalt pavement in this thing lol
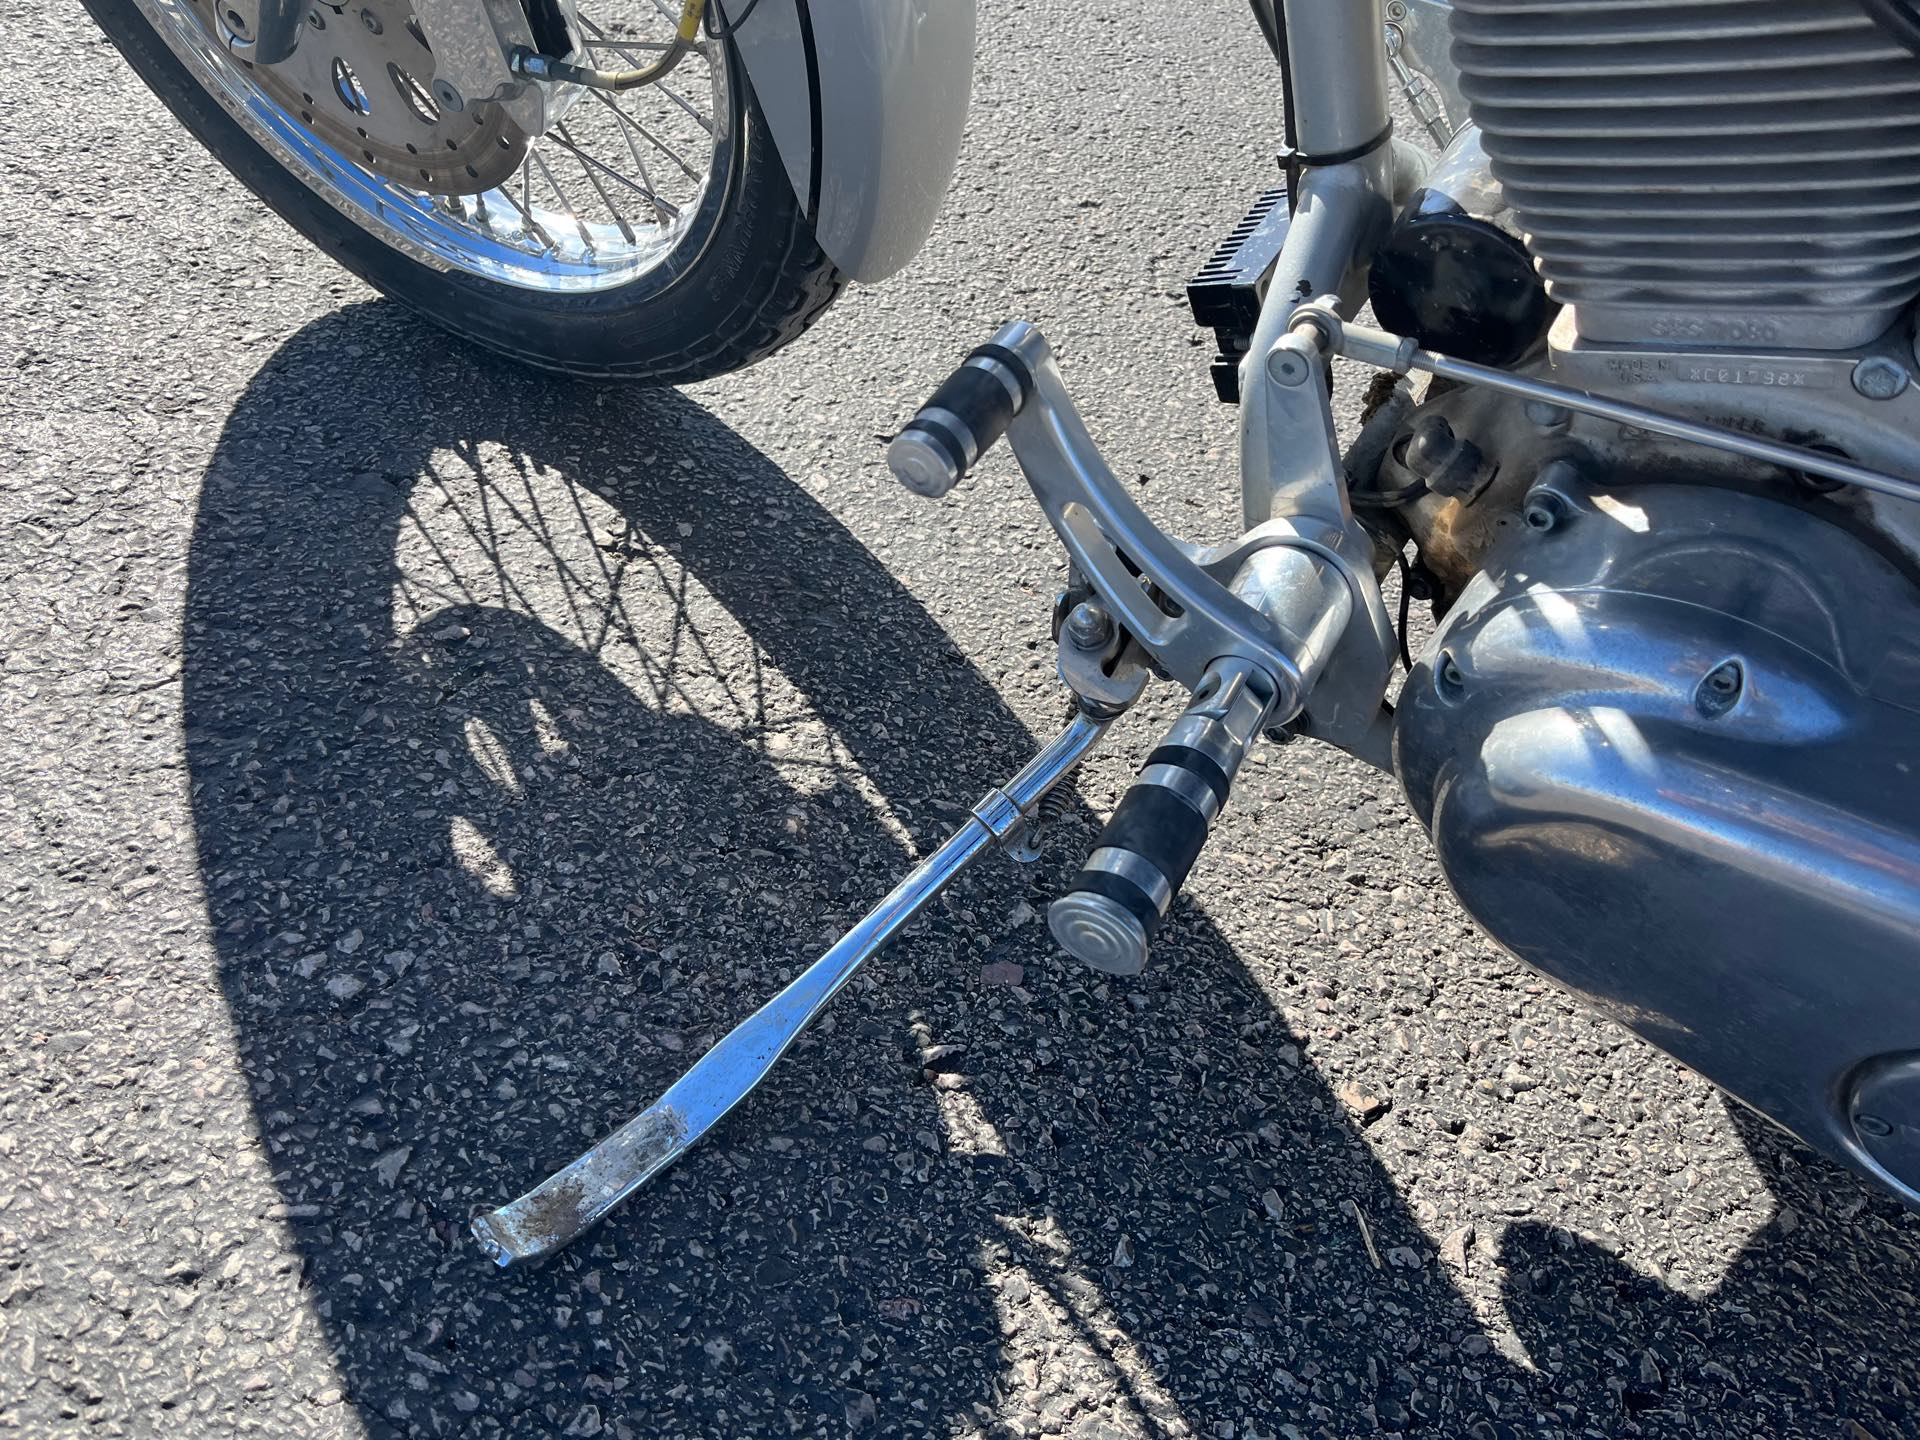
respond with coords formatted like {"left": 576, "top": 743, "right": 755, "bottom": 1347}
{"left": 6, "top": 2, "right": 1920, "bottom": 1437}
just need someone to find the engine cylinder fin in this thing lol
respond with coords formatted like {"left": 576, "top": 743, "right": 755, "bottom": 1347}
{"left": 1462, "top": 66, "right": 1919, "bottom": 99}
{"left": 1488, "top": 132, "right": 1920, "bottom": 167}
{"left": 1453, "top": 0, "right": 1920, "bottom": 347}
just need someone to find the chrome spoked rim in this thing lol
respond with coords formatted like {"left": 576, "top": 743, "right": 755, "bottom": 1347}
{"left": 133, "top": 0, "right": 732, "bottom": 292}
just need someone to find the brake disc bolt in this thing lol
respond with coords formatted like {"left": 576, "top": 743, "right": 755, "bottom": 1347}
{"left": 1064, "top": 602, "right": 1113, "bottom": 651}
{"left": 360, "top": 7, "right": 382, "bottom": 33}
{"left": 1852, "top": 355, "right": 1909, "bottom": 401}
{"left": 433, "top": 78, "right": 465, "bottom": 111}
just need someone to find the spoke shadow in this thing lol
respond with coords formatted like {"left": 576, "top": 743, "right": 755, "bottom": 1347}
{"left": 184, "top": 303, "right": 1920, "bottom": 1439}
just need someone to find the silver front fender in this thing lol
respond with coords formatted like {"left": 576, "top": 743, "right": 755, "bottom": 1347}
{"left": 729, "top": 0, "right": 976, "bottom": 283}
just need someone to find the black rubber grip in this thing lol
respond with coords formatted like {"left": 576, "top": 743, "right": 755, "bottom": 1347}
{"left": 920, "top": 363, "right": 1019, "bottom": 465}
{"left": 1060, "top": 745, "right": 1234, "bottom": 941}
{"left": 1101, "top": 782, "right": 1213, "bottom": 890}
{"left": 969, "top": 343, "right": 1037, "bottom": 398}
{"left": 1143, "top": 744, "right": 1232, "bottom": 810}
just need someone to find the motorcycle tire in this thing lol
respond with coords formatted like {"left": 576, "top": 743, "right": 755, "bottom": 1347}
{"left": 82, "top": 0, "right": 846, "bottom": 384}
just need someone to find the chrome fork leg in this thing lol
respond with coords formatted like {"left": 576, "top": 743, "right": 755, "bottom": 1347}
{"left": 470, "top": 711, "right": 1112, "bottom": 1269}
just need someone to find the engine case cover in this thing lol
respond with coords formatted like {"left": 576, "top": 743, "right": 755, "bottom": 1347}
{"left": 1395, "top": 476, "right": 1920, "bottom": 1203}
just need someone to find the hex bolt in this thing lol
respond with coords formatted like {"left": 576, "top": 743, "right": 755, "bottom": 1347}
{"left": 1858, "top": 1113, "right": 1895, "bottom": 1138}
{"left": 1852, "top": 355, "right": 1910, "bottom": 401}
{"left": 1523, "top": 492, "right": 1566, "bottom": 533}
{"left": 359, "top": 6, "right": 382, "bottom": 33}
{"left": 432, "top": 78, "right": 465, "bottom": 112}
{"left": 1064, "top": 602, "right": 1114, "bottom": 652}
{"left": 1265, "top": 344, "right": 1311, "bottom": 388}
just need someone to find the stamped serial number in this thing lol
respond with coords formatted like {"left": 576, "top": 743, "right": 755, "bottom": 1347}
{"left": 1597, "top": 357, "right": 1830, "bottom": 390}
{"left": 1648, "top": 315, "right": 1785, "bottom": 344}
{"left": 1682, "top": 364, "right": 1822, "bottom": 388}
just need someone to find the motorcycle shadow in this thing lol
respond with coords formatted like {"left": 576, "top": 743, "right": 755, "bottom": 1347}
{"left": 183, "top": 304, "right": 1920, "bottom": 1439}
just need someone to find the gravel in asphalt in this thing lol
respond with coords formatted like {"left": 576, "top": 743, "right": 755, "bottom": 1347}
{"left": 5, "top": 2, "right": 1920, "bottom": 1438}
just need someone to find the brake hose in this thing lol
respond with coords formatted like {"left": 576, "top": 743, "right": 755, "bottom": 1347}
{"left": 514, "top": 0, "right": 738, "bottom": 92}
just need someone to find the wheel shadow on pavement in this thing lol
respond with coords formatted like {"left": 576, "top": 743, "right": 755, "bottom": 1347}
{"left": 1494, "top": 1103, "right": 1920, "bottom": 1439}
{"left": 181, "top": 303, "right": 1920, "bottom": 1439}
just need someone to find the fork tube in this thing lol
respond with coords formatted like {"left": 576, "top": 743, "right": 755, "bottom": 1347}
{"left": 1279, "top": 0, "right": 1391, "bottom": 160}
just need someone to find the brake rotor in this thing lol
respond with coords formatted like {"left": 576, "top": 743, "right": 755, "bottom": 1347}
{"left": 192, "top": 0, "right": 530, "bottom": 194}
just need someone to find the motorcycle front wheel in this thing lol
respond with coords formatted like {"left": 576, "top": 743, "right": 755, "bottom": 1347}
{"left": 85, "top": 0, "right": 845, "bottom": 383}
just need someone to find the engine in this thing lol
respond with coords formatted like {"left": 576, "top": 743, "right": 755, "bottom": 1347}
{"left": 1451, "top": 0, "right": 1920, "bottom": 351}
{"left": 1371, "top": 0, "right": 1920, "bottom": 595}
{"left": 1371, "top": 0, "right": 1920, "bottom": 1206}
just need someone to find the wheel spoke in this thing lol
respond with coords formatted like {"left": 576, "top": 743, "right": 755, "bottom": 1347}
{"left": 554, "top": 123, "right": 638, "bottom": 244}
{"left": 146, "top": 0, "right": 724, "bottom": 285}
{"left": 576, "top": 15, "right": 716, "bottom": 135}
{"left": 578, "top": 86, "right": 702, "bottom": 181}
{"left": 586, "top": 89, "right": 674, "bottom": 225}
{"left": 531, "top": 146, "right": 595, "bottom": 252}
{"left": 579, "top": 31, "right": 676, "bottom": 61}
{"left": 546, "top": 131, "right": 683, "bottom": 220}
{"left": 655, "top": 80, "right": 716, "bottom": 136}
{"left": 502, "top": 159, "right": 559, "bottom": 252}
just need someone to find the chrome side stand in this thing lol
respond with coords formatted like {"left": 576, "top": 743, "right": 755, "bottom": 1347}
{"left": 470, "top": 710, "right": 1112, "bottom": 1269}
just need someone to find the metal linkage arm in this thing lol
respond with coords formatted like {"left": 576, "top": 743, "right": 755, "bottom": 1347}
{"left": 890, "top": 320, "right": 1400, "bottom": 758}
{"left": 470, "top": 711, "right": 1111, "bottom": 1269}
{"left": 894, "top": 321, "right": 1360, "bottom": 715}
{"left": 1302, "top": 308, "right": 1920, "bottom": 506}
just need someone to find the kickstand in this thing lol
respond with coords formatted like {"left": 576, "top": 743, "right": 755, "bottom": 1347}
{"left": 470, "top": 709, "right": 1111, "bottom": 1268}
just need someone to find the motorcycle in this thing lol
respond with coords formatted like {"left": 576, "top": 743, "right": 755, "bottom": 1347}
{"left": 86, "top": 0, "right": 1920, "bottom": 1268}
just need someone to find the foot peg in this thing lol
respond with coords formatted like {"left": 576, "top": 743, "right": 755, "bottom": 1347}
{"left": 899, "top": 321, "right": 1392, "bottom": 972}
{"left": 887, "top": 338, "right": 1040, "bottom": 497}
{"left": 470, "top": 710, "right": 1110, "bottom": 1268}
{"left": 1051, "top": 657, "right": 1276, "bottom": 974}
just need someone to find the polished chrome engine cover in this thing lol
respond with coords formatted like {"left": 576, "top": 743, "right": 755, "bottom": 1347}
{"left": 1452, "top": 0, "right": 1920, "bottom": 349}
{"left": 1395, "top": 473, "right": 1920, "bottom": 1203}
